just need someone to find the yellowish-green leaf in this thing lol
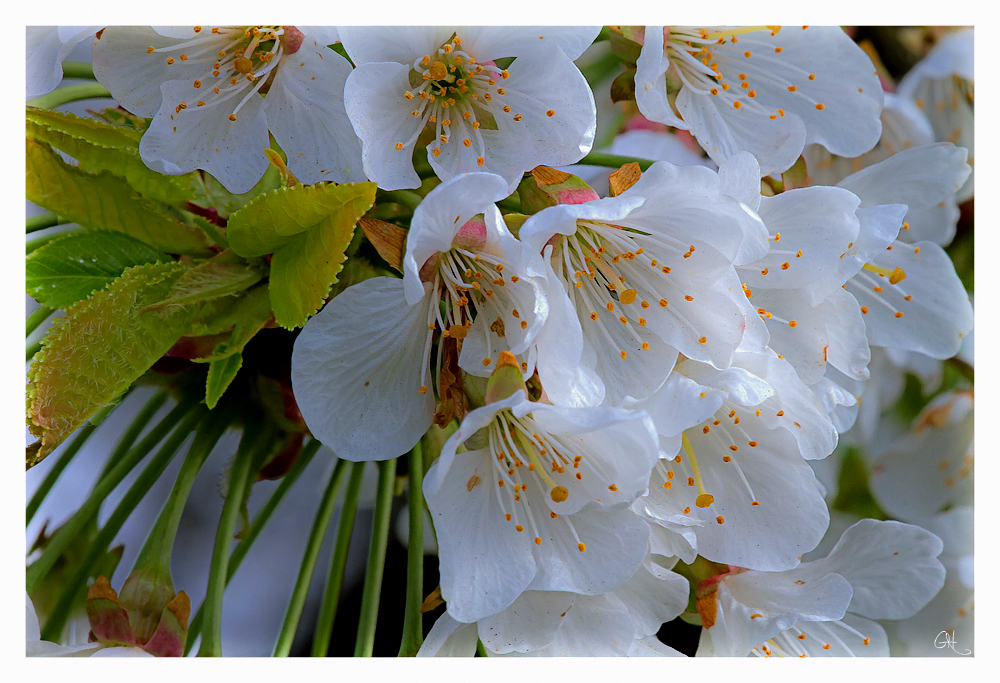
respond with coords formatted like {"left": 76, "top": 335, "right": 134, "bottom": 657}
{"left": 26, "top": 137, "right": 213, "bottom": 256}
{"left": 227, "top": 182, "right": 376, "bottom": 258}
{"left": 26, "top": 230, "right": 167, "bottom": 309}
{"left": 269, "top": 212, "right": 359, "bottom": 330}
{"left": 26, "top": 262, "right": 196, "bottom": 465}
{"left": 26, "top": 108, "right": 202, "bottom": 207}
{"left": 205, "top": 354, "right": 243, "bottom": 409}
{"left": 142, "top": 262, "right": 264, "bottom": 312}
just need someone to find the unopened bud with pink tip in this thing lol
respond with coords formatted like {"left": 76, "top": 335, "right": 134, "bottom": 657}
{"left": 517, "top": 166, "right": 599, "bottom": 214}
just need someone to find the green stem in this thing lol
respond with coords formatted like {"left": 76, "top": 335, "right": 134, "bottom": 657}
{"left": 25, "top": 306, "right": 54, "bottom": 337}
{"left": 25, "top": 422, "right": 97, "bottom": 526}
{"left": 311, "top": 461, "right": 366, "bottom": 656}
{"left": 477, "top": 639, "right": 489, "bottom": 657}
{"left": 26, "top": 213, "right": 62, "bottom": 234}
{"left": 39, "top": 406, "right": 208, "bottom": 641}
{"left": 398, "top": 443, "right": 425, "bottom": 656}
{"left": 96, "top": 392, "right": 170, "bottom": 480}
{"left": 26, "top": 226, "right": 82, "bottom": 254}
{"left": 27, "top": 82, "right": 112, "bottom": 109}
{"left": 26, "top": 340, "right": 43, "bottom": 362}
{"left": 198, "top": 423, "right": 271, "bottom": 656}
{"left": 578, "top": 151, "right": 656, "bottom": 171}
{"left": 60, "top": 62, "right": 96, "bottom": 80}
{"left": 131, "top": 407, "right": 234, "bottom": 573}
{"left": 184, "top": 438, "right": 321, "bottom": 655}
{"left": 377, "top": 189, "right": 423, "bottom": 211}
{"left": 272, "top": 459, "right": 351, "bottom": 656}
{"left": 354, "top": 457, "right": 397, "bottom": 657}
{"left": 25, "top": 397, "right": 195, "bottom": 594}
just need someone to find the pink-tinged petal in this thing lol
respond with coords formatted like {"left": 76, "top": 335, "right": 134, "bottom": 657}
{"left": 291, "top": 277, "right": 435, "bottom": 462}
{"left": 140, "top": 591, "right": 189, "bottom": 657}
{"left": 139, "top": 79, "right": 269, "bottom": 194}
{"left": 403, "top": 173, "right": 510, "bottom": 305}
{"left": 265, "top": 41, "right": 365, "bottom": 185}
{"left": 85, "top": 577, "right": 137, "bottom": 647}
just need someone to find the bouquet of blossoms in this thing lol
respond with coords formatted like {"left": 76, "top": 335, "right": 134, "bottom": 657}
{"left": 25, "top": 25, "right": 974, "bottom": 658}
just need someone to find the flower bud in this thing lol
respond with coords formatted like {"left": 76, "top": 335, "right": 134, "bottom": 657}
{"left": 517, "top": 167, "right": 599, "bottom": 214}
{"left": 484, "top": 351, "right": 528, "bottom": 404}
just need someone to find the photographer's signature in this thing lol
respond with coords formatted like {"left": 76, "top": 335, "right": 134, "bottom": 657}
{"left": 934, "top": 629, "right": 972, "bottom": 655}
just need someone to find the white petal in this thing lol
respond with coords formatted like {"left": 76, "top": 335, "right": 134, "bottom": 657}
{"left": 623, "top": 160, "right": 770, "bottom": 265}
{"left": 835, "top": 143, "right": 971, "bottom": 220}
{"left": 634, "top": 27, "right": 688, "bottom": 129}
{"left": 849, "top": 241, "right": 973, "bottom": 358}
{"left": 804, "top": 203, "right": 907, "bottom": 305}
{"left": 343, "top": 61, "right": 425, "bottom": 190}
{"left": 425, "top": 447, "right": 537, "bottom": 623}
{"left": 526, "top": 403, "right": 660, "bottom": 511}
{"left": 797, "top": 519, "right": 945, "bottom": 620}
{"left": 717, "top": 151, "right": 762, "bottom": 212}
{"left": 741, "top": 186, "right": 862, "bottom": 291}
{"left": 416, "top": 612, "right": 478, "bottom": 656}
{"left": 25, "top": 593, "right": 41, "bottom": 642}
{"left": 458, "top": 26, "right": 602, "bottom": 62}
{"left": 675, "top": 82, "right": 806, "bottom": 176}
{"left": 337, "top": 26, "right": 454, "bottom": 66}
{"left": 265, "top": 42, "right": 365, "bottom": 185}
{"left": 626, "top": 371, "right": 723, "bottom": 439}
{"left": 291, "top": 277, "right": 435, "bottom": 462}
{"left": 139, "top": 79, "right": 270, "bottom": 194}
{"left": 628, "top": 636, "right": 686, "bottom": 656}
{"left": 477, "top": 591, "right": 575, "bottom": 654}
{"left": 525, "top": 497, "right": 650, "bottom": 597}
{"left": 26, "top": 27, "right": 95, "bottom": 99}
{"left": 299, "top": 26, "right": 339, "bottom": 46}
{"left": 870, "top": 390, "right": 974, "bottom": 521}
{"left": 92, "top": 27, "right": 204, "bottom": 116}
{"left": 709, "top": 568, "right": 852, "bottom": 657}
{"left": 613, "top": 560, "right": 690, "bottom": 636}
{"left": 506, "top": 593, "right": 636, "bottom": 657}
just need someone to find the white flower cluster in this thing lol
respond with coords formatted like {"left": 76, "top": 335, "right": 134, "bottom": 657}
{"left": 27, "top": 25, "right": 973, "bottom": 657}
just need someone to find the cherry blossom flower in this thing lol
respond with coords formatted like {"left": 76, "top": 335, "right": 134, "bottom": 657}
{"left": 634, "top": 351, "right": 835, "bottom": 571}
{"left": 870, "top": 390, "right": 973, "bottom": 522}
{"left": 898, "top": 29, "right": 974, "bottom": 201}
{"left": 292, "top": 173, "right": 545, "bottom": 462}
{"left": 423, "top": 358, "right": 658, "bottom": 623}
{"left": 93, "top": 25, "right": 362, "bottom": 193}
{"left": 418, "top": 552, "right": 687, "bottom": 656}
{"left": 518, "top": 160, "right": 769, "bottom": 407}
{"left": 634, "top": 25, "right": 883, "bottom": 175}
{"left": 26, "top": 26, "right": 101, "bottom": 99}
{"left": 339, "top": 27, "right": 600, "bottom": 191}
{"left": 695, "top": 519, "right": 945, "bottom": 657}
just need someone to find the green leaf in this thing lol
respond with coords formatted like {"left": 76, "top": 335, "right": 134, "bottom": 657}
{"left": 26, "top": 108, "right": 202, "bottom": 207}
{"left": 227, "top": 182, "right": 376, "bottom": 258}
{"left": 192, "top": 285, "right": 273, "bottom": 363}
{"left": 143, "top": 262, "right": 264, "bottom": 312}
{"left": 26, "top": 262, "right": 198, "bottom": 464}
{"left": 269, "top": 213, "right": 360, "bottom": 330}
{"left": 205, "top": 354, "right": 244, "bottom": 409}
{"left": 26, "top": 137, "right": 213, "bottom": 256}
{"left": 26, "top": 230, "right": 167, "bottom": 309}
